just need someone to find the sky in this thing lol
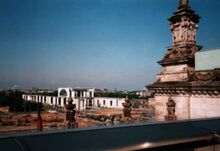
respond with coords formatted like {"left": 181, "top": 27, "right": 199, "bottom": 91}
{"left": 0, "top": 0, "right": 220, "bottom": 90}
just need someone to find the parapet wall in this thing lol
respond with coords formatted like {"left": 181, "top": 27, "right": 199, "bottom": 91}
{"left": 154, "top": 93, "right": 220, "bottom": 120}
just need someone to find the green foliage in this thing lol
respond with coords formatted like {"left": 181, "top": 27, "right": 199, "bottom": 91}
{"left": 0, "top": 91, "right": 22, "bottom": 107}
{"left": 0, "top": 91, "right": 11, "bottom": 106}
{"left": 40, "top": 90, "right": 58, "bottom": 96}
{"left": 22, "top": 101, "right": 43, "bottom": 112}
{"left": 94, "top": 92, "right": 126, "bottom": 98}
{"left": 0, "top": 90, "right": 24, "bottom": 112}
{"left": 59, "top": 89, "right": 67, "bottom": 96}
{"left": 0, "top": 91, "right": 43, "bottom": 112}
{"left": 127, "top": 94, "right": 139, "bottom": 99}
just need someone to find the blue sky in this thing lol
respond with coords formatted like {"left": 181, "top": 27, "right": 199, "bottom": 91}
{"left": 0, "top": 0, "right": 220, "bottom": 90}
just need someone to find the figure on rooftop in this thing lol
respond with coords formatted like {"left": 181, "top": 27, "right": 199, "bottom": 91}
{"left": 122, "top": 96, "right": 132, "bottom": 122}
{"left": 165, "top": 97, "right": 177, "bottom": 120}
{"left": 63, "top": 97, "right": 76, "bottom": 128}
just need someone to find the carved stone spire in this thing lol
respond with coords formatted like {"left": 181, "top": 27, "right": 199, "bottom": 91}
{"left": 180, "top": 0, "right": 188, "bottom": 6}
{"left": 169, "top": 0, "right": 199, "bottom": 46}
{"left": 157, "top": 0, "right": 202, "bottom": 67}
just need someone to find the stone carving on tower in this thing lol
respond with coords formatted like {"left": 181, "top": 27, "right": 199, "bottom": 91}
{"left": 152, "top": 0, "right": 203, "bottom": 84}
{"left": 159, "top": 0, "right": 202, "bottom": 67}
{"left": 180, "top": 0, "right": 188, "bottom": 6}
{"left": 165, "top": 97, "right": 177, "bottom": 120}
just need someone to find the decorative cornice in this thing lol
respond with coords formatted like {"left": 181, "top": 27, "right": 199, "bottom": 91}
{"left": 158, "top": 0, "right": 202, "bottom": 67}
{"left": 179, "top": 0, "right": 188, "bottom": 7}
{"left": 189, "top": 68, "right": 220, "bottom": 82}
{"left": 147, "top": 80, "right": 220, "bottom": 95}
{"left": 169, "top": 0, "right": 200, "bottom": 24}
{"left": 158, "top": 45, "right": 202, "bottom": 66}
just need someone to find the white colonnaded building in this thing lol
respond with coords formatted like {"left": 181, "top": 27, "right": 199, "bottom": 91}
{"left": 22, "top": 87, "right": 125, "bottom": 110}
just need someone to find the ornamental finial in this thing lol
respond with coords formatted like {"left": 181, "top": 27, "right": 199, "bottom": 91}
{"left": 180, "top": 0, "right": 188, "bottom": 6}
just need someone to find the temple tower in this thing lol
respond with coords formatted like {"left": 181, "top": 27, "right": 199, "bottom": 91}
{"left": 147, "top": 0, "right": 220, "bottom": 121}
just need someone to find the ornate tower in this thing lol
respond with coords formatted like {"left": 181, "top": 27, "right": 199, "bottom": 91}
{"left": 148, "top": 0, "right": 220, "bottom": 121}
{"left": 147, "top": 0, "right": 203, "bottom": 120}
{"left": 158, "top": 0, "right": 202, "bottom": 69}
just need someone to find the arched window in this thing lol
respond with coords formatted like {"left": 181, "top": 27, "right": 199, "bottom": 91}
{"left": 59, "top": 89, "right": 67, "bottom": 96}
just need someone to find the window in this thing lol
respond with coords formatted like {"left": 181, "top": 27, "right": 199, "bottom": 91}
{"left": 69, "top": 91, "right": 72, "bottom": 97}
{"left": 58, "top": 98, "right": 61, "bottom": 105}
{"left": 59, "top": 89, "right": 67, "bottom": 96}
{"left": 64, "top": 98, "right": 66, "bottom": 105}
{"left": 103, "top": 100, "right": 105, "bottom": 106}
{"left": 51, "top": 97, "right": 53, "bottom": 104}
{"left": 77, "top": 91, "right": 80, "bottom": 97}
{"left": 110, "top": 100, "right": 113, "bottom": 106}
{"left": 90, "top": 91, "right": 92, "bottom": 97}
{"left": 89, "top": 99, "right": 93, "bottom": 106}
{"left": 97, "top": 100, "right": 100, "bottom": 107}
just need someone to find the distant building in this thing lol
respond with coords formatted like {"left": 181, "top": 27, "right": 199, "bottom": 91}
{"left": 136, "top": 90, "right": 153, "bottom": 98}
{"left": 93, "top": 97, "right": 124, "bottom": 109}
{"left": 23, "top": 87, "right": 125, "bottom": 110}
{"left": 195, "top": 49, "right": 220, "bottom": 71}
